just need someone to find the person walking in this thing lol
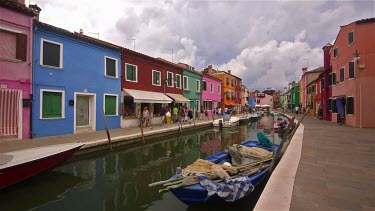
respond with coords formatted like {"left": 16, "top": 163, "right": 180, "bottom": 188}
{"left": 142, "top": 106, "right": 150, "bottom": 128}
{"left": 160, "top": 105, "right": 167, "bottom": 126}
{"left": 295, "top": 105, "right": 300, "bottom": 115}
{"left": 188, "top": 106, "right": 193, "bottom": 125}
{"left": 218, "top": 107, "right": 222, "bottom": 118}
{"left": 173, "top": 105, "right": 178, "bottom": 123}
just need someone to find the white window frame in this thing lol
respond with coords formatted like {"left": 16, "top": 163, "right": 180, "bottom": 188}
{"left": 210, "top": 82, "right": 214, "bottom": 93}
{"left": 125, "top": 63, "right": 138, "bottom": 82}
{"left": 104, "top": 56, "right": 118, "bottom": 78}
{"left": 183, "top": 76, "right": 188, "bottom": 90}
{"left": 196, "top": 79, "right": 201, "bottom": 92}
{"left": 103, "top": 93, "right": 118, "bottom": 116}
{"left": 40, "top": 38, "right": 63, "bottom": 69}
{"left": 167, "top": 71, "right": 173, "bottom": 87}
{"left": 196, "top": 100, "right": 200, "bottom": 112}
{"left": 175, "top": 74, "right": 182, "bottom": 89}
{"left": 152, "top": 70, "right": 161, "bottom": 86}
{"left": 39, "top": 89, "right": 65, "bottom": 119}
{"left": 348, "top": 30, "right": 354, "bottom": 46}
{"left": 218, "top": 85, "right": 221, "bottom": 94}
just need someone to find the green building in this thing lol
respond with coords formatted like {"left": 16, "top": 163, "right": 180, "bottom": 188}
{"left": 179, "top": 63, "right": 202, "bottom": 117}
{"left": 289, "top": 81, "right": 300, "bottom": 113}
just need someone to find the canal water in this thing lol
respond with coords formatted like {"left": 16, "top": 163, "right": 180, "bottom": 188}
{"left": 0, "top": 114, "right": 280, "bottom": 211}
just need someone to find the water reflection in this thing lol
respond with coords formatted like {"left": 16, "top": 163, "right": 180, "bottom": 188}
{"left": 0, "top": 114, "right": 278, "bottom": 211}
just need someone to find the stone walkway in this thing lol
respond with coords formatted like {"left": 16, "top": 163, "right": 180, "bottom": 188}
{"left": 0, "top": 118, "right": 214, "bottom": 154}
{"left": 290, "top": 116, "right": 375, "bottom": 210}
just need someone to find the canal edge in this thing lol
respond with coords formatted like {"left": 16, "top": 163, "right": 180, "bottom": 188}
{"left": 254, "top": 116, "right": 304, "bottom": 210}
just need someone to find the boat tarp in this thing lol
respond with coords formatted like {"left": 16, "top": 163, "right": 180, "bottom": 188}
{"left": 123, "top": 89, "right": 172, "bottom": 104}
{"left": 198, "top": 175, "right": 254, "bottom": 202}
{"left": 256, "top": 132, "right": 273, "bottom": 148}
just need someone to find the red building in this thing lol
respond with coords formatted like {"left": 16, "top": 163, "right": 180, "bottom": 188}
{"left": 230, "top": 70, "right": 242, "bottom": 113}
{"left": 320, "top": 43, "right": 333, "bottom": 121}
{"left": 121, "top": 48, "right": 185, "bottom": 127}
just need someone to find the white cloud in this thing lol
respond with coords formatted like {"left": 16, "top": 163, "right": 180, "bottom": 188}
{"left": 30, "top": 0, "right": 374, "bottom": 91}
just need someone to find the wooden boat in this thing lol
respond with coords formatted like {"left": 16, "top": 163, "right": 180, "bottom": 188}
{"left": 274, "top": 119, "right": 289, "bottom": 133}
{"left": 169, "top": 141, "right": 278, "bottom": 205}
{"left": 0, "top": 143, "right": 84, "bottom": 189}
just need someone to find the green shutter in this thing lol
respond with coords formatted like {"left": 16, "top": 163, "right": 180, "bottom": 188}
{"left": 126, "top": 64, "right": 136, "bottom": 81}
{"left": 105, "top": 95, "right": 116, "bottom": 115}
{"left": 42, "top": 92, "right": 62, "bottom": 118}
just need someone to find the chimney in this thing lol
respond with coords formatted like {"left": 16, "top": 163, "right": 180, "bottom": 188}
{"left": 302, "top": 67, "right": 307, "bottom": 75}
{"left": 28, "top": 4, "right": 42, "bottom": 20}
{"left": 208, "top": 64, "right": 213, "bottom": 73}
{"left": 322, "top": 43, "right": 332, "bottom": 70}
{"left": 228, "top": 70, "right": 231, "bottom": 75}
{"left": 79, "top": 29, "right": 83, "bottom": 34}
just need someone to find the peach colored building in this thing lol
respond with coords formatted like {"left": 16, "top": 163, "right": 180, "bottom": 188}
{"left": 330, "top": 18, "right": 375, "bottom": 128}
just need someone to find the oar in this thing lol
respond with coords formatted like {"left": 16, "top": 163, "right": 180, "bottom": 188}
{"left": 159, "top": 176, "right": 199, "bottom": 193}
{"left": 148, "top": 176, "right": 185, "bottom": 187}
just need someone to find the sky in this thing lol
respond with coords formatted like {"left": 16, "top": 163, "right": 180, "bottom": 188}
{"left": 29, "top": 0, "right": 374, "bottom": 92}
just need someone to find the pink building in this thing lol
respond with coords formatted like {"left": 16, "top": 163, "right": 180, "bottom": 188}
{"left": 0, "top": 0, "right": 37, "bottom": 140}
{"left": 330, "top": 18, "right": 375, "bottom": 128}
{"left": 255, "top": 93, "right": 273, "bottom": 110}
{"left": 201, "top": 74, "right": 221, "bottom": 118}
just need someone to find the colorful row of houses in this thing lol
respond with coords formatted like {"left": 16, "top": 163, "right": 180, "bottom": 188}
{"left": 0, "top": 0, "right": 250, "bottom": 140}
{"left": 281, "top": 17, "right": 375, "bottom": 128}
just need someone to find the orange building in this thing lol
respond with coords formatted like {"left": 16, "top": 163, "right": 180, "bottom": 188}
{"left": 205, "top": 66, "right": 237, "bottom": 111}
{"left": 330, "top": 18, "right": 375, "bottom": 127}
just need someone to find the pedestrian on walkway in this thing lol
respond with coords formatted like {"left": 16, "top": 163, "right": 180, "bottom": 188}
{"left": 188, "top": 106, "right": 193, "bottom": 125}
{"left": 160, "top": 105, "right": 166, "bottom": 126}
{"left": 295, "top": 105, "right": 300, "bottom": 115}
{"left": 142, "top": 107, "right": 150, "bottom": 128}
{"left": 173, "top": 105, "right": 178, "bottom": 123}
{"left": 218, "top": 107, "right": 222, "bottom": 118}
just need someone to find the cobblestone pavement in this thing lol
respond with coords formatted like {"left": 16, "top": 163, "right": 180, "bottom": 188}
{"left": 290, "top": 116, "right": 375, "bottom": 210}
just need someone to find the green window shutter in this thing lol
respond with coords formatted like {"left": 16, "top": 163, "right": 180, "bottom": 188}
{"left": 126, "top": 64, "right": 136, "bottom": 81}
{"left": 42, "top": 92, "right": 62, "bottom": 118}
{"left": 105, "top": 95, "right": 117, "bottom": 115}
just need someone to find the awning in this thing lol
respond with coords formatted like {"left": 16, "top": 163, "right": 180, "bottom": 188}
{"left": 166, "top": 93, "right": 191, "bottom": 103}
{"left": 261, "top": 104, "right": 270, "bottom": 107}
{"left": 123, "top": 89, "right": 172, "bottom": 104}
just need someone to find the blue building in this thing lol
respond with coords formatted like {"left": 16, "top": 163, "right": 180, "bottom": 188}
{"left": 32, "top": 21, "right": 122, "bottom": 137}
{"left": 248, "top": 96, "right": 256, "bottom": 108}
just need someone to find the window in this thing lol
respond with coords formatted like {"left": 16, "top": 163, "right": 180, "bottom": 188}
{"left": 125, "top": 63, "right": 137, "bottom": 82}
{"left": 349, "top": 61, "right": 355, "bottom": 79}
{"left": 183, "top": 76, "right": 188, "bottom": 90}
{"left": 346, "top": 97, "right": 354, "bottom": 115}
{"left": 327, "top": 99, "right": 332, "bottom": 111}
{"left": 311, "top": 85, "right": 315, "bottom": 93}
{"left": 153, "top": 103, "right": 161, "bottom": 116}
{"left": 202, "top": 81, "right": 207, "bottom": 91}
{"left": 332, "top": 72, "right": 336, "bottom": 85}
{"left": 176, "top": 74, "right": 181, "bottom": 88}
{"left": 348, "top": 31, "right": 354, "bottom": 45}
{"left": 321, "top": 78, "right": 324, "bottom": 91}
{"left": 40, "top": 89, "right": 64, "bottom": 119}
{"left": 195, "top": 100, "right": 200, "bottom": 112}
{"left": 123, "top": 96, "right": 136, "bottom": 118}
{"left": 41, "top": 39, "right": 63, "bottom": 68}
{"left": 104, "top": 94, "right": 118, "bottom": 116}
{"left": 226, "top": 91, "right": 230, "bottom": 100}
{"left": 210, "top": 83, "right": 214, "bottom": 93}
{"left": 332, "top": 99, "right": 337, "bottom": 113}
{"left": 196, "top": 80, "right": 200, "bottom": 92}
{"left": 0, "top": 29, "right": 27, "bottom": 61}
{"left": 340, "top": 68, "right": 345, "bottom": 82}
{"left": 327, "top": 74, "right": 332, "bottom": 86}
{"left": 334, "top": 47, "right": 338, "bottom": 58}
{"left": 218, "top": 85, "right": 221, "bottom": 94}
{"left": 226, "top": 77, "right": 229, "bottom": 85}
{"left": 231, "top": 79, "right": 234, "bottom": 86}
{"left": 167, "top": 72, "right": 173, "bottom": 87}
{"left": 152, "top": 70, "right": 161, "bottom": 86}
{"left": 105, "top": 57, "right": 118, "bottom": 77}
{"left": 231, "top": 92, "right": 234, "bottom": 100}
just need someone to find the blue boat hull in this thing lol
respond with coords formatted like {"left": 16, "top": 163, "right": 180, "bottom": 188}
{"left": 170, "top": 141, "right": 278, "bottom": 205}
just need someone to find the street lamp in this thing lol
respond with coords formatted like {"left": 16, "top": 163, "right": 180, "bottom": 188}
{"left": 355, "top": 50, "right": 360, "bottom": 63}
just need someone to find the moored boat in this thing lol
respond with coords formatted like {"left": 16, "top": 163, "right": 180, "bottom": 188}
{"left": 213, "top": 116, "right": 240, "bottom": 128}
{"left": 0, "top": 143, "right": 84, "bottom": 189}
{"left": 163, "top": 141, "right": 278, "bottom": 205}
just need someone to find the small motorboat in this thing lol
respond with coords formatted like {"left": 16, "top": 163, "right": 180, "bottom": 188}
{"left": 0, "top": 143, "right": 84, "bottom": 189}
{"left": 213, "top": 114, "right": 240, "bottom": 128}
{"left": 167, "top": 141, "right": 278, "bottom": 205}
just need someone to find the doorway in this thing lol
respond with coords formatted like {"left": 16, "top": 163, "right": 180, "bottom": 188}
{"left": 75, "top": 93, "right": 95, "bottom": 133}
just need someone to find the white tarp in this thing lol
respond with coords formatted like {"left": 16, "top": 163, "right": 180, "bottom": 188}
{"left": 166, "top": 93, "right": 191, "bottom": 103}
{"left": 123, "top": 89, "right": 172, "bottom": 104}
